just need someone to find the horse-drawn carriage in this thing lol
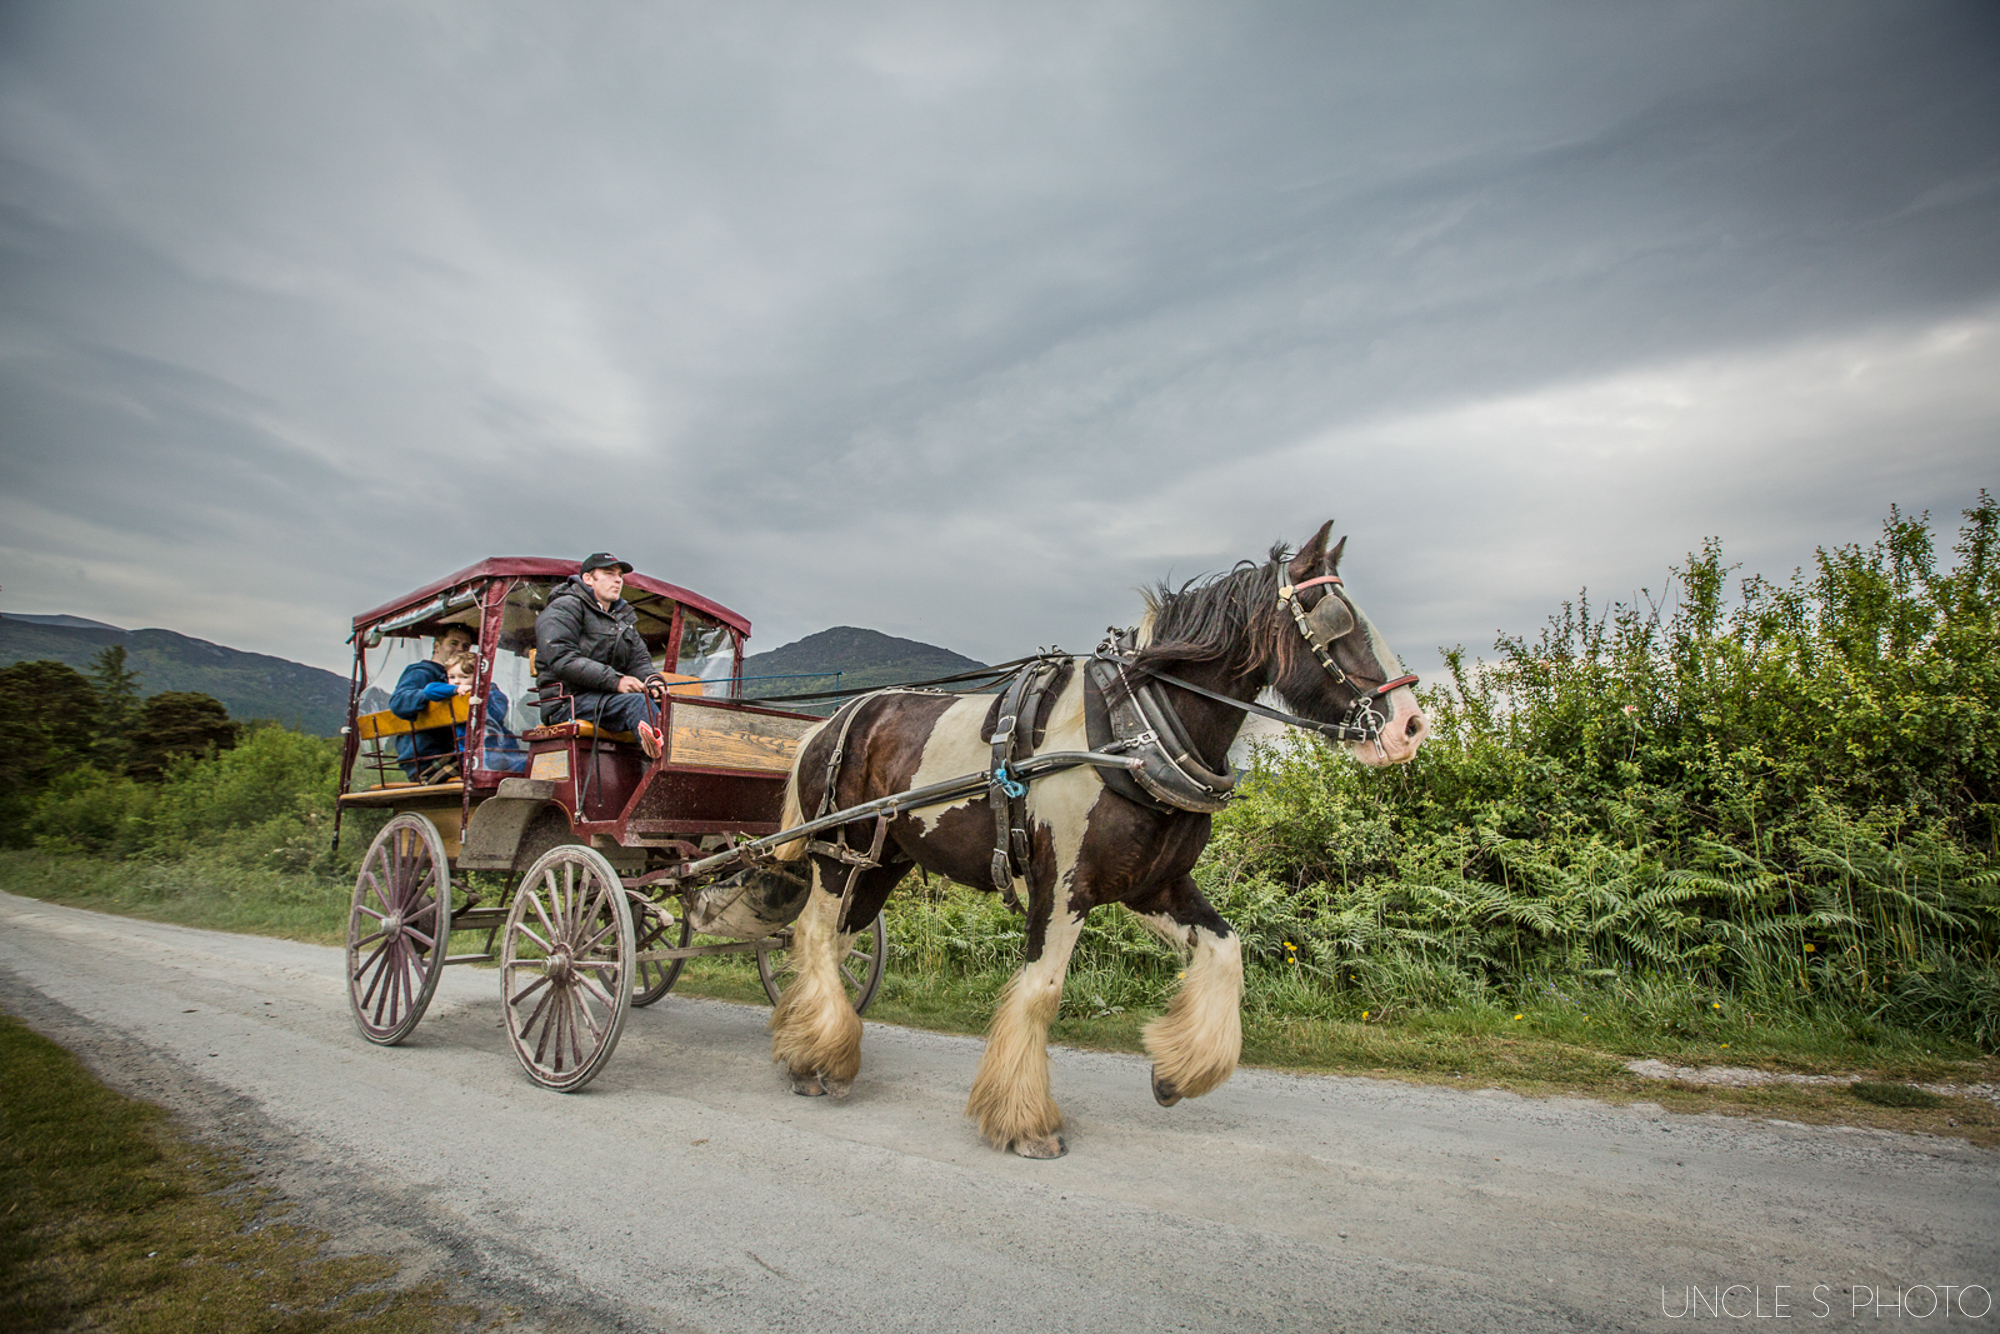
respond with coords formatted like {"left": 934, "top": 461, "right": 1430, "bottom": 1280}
{"left": 340, "top": 530, "right": 1429, "bottom": 1156}
{"left": 335, "top": 558, "right": 885, "bottom": 1089}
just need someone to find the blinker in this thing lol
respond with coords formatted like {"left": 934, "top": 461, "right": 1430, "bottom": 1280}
{"left": 1302, "top": 590, "right": 1353, "bottom": 646}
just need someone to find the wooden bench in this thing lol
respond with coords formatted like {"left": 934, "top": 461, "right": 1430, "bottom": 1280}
{"left": 353, "top": 696, "right": 470, "bottom": 739}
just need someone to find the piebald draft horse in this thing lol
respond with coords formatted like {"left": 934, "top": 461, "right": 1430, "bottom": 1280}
{"left": 769, "top": 523, "right": 1429, "bottom": 1157}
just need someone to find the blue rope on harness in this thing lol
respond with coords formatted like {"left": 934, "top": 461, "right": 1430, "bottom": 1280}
{"left": 993, "top": 764, "right": 1028, "bottom": 800}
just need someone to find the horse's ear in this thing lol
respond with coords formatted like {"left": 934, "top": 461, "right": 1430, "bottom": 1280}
{"left": 1287, "top": 521, "right": 1335, "bottom": 583}
{"left": 1328, "top": 535, "right": 1347, "bottom": 571}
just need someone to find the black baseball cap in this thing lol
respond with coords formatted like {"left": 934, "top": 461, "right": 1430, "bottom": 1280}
{"left": 580, "top": 552, "right": 633, "bottom": 575}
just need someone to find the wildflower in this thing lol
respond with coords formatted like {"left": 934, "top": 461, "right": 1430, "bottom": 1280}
{"left": 1622, "top": 704, "right": 1638, "bottom": 715}
{"left": 1513, "top": 1014, "right": 1523, "bottom": 1021}
{"left": 1721, "top": 1043, "right": 1730, "bottom": 1048}
{"left": 1361, "top": 1010, "right": 1370, "bottom": 1019}
{"left": 1803, "top": 943, "right": 1816, "bottom": 953}
{"left": 1711, "top": 1002, "right": 1721, "bottom": 1010}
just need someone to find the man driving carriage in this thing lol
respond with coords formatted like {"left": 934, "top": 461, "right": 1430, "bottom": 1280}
{"left": 535, "top": 552, "right": 668, "bottom": 759}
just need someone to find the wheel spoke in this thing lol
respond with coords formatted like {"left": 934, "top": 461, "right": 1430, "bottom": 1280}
{"left": 362, "top": 868, "right": 392, "bottom": 915}
{"left": 578, "top": 916, "right": 617, "bottom": 956}
{"left": 355, "top": 944, "right": 389, "bottom": 999}
{"left": 565, "top": 995, "right": 588, "bottom": 1070}
{"left": 372, "top": 946, "right": 401, "bottom": 1026}
{"left": 575, "top": 974, "right": 617, "bottom": 1011}
{"left": 507, "top": 969, "right": 552, "bottom": 1005}
{"left": 529, "top": 881, "right": 561, "bottom": 946}
{"left": 551, "top": 992, "right": 573, "bottom": 1071}
{"left": 582, "top": 877, "right": 612, "bottom": 937}
{"left": 528, "top": 988, "right": 559, "bottom": 1063}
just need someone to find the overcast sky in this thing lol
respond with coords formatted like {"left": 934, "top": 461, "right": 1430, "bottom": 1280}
{"left": 2, "top": 2, "right": 1996, "bottom": 680}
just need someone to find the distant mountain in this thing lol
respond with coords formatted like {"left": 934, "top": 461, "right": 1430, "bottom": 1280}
{"left": 3, "top": 612, "right": 124, "bottom": 631}
{"left": 740, "top": 626, "right": 986, "bottom": 709}
{"left": 0, "top": 614, "right": 348, "bottom": 735}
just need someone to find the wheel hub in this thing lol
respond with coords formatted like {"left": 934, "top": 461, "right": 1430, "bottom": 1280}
{"left": 382, "top": 911, "right": 402, "bottom": 941}
{"left": 548, "top": 944, "right": 574, "bottom": 985}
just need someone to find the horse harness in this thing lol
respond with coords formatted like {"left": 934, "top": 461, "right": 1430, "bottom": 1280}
{"left": 805, "top": 568, "right": 1418, "bottom": 909}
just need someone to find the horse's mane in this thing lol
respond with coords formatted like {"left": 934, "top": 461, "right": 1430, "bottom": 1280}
{"left": 1137, "top": 542, "right": 1294, "bottom": 676}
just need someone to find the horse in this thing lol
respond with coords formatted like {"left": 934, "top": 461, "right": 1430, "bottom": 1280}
{"left": 767, "top": 522, "right": 1429, "bottom": 1157}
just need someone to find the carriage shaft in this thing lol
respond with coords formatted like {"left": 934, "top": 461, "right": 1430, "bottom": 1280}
{"left": 666, "top": 750, "right": 1142, "bottom": 882}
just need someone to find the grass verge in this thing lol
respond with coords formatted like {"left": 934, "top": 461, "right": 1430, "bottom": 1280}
{"left": 0, "top": 1010, "right": 481, "bottom": 1333}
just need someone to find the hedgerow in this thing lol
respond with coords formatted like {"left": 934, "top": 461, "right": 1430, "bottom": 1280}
{"left": 1198, "top": 494, "right": 2000, "bottom": 1046}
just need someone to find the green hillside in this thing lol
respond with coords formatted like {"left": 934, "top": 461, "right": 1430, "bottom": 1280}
{"left": 741, "top": 626, "right": 985, "bottom": 708}
{"left": 0, "top": 616, "right": 348, "bottom": 735}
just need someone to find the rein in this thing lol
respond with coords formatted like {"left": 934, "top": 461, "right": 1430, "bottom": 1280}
{"left": 1115, "top": 655, "right": 1413, "bottom": 745}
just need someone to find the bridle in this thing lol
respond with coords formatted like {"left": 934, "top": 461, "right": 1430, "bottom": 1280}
{"left": 1274, "top": 571, "right": 1419, "bottom": 744}
{"left": 1098, "top": 560, "right": 1419, "bottom": 752}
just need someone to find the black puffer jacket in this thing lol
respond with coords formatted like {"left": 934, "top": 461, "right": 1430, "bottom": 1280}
{"left": 535, "top": 577, "right": 654, "bottom": 704}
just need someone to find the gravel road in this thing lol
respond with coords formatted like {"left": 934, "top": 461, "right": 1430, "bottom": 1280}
{"left": 2, "top": 890, "right": 1995, "bottom": 1333}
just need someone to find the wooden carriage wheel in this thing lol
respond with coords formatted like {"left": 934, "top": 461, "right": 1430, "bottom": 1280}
{"left": 630, "top": 893, "right": 694, "bottom": 1007}
{"left": 346, "top": 812, "right": 452, "bottom": 1046}
{"left": 501, "top": 846, "right": 635, "bottom": 1091}
{"left": 758, "top": 912, "right": 887, "bottom": 1014}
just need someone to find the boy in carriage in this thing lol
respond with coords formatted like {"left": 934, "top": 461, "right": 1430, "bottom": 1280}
{"left": 386, "top": 624, "right": 475, "bottom": 782}
{"left": 534, "top": 551, "right": 668, "bottom": 758}
{"left": 442, "top": 650, "right": 527, "bottom": 773}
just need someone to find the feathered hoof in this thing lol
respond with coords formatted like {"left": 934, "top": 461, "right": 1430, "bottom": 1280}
{"left": 1011, "top": 1132, "right": 1067, "bottom": 1159}
{"left": 1151, "top": 1067, "right": 1183, "bottom": 1107}
{"left": 790, "top": 1070, "right": 829, "bottom": 1097}
{"left": 822, "top": 1077, "right": 852, "bottom": 1100}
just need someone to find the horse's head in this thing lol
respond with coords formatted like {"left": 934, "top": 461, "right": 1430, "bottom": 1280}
{"left": 1268, "top": 521, "right": 1430, "bottom": 766}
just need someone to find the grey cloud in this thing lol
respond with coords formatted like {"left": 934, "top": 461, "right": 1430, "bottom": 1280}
{"left": 1, "top": 1, "right": 1995, "bottom": 676}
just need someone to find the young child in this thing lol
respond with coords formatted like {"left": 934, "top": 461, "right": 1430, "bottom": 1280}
{"left": 444, "top": 651, "right": 526, "bottom": 773}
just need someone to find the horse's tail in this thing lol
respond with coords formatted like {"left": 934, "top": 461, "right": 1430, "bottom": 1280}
{"left": 773, "top": 715, "right": 834, "bottom": 862}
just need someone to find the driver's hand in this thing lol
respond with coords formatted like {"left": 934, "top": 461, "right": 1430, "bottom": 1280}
{"left": 616, "top": 675, "right": 645, "bottom": 694}
{"left": 643, "top": 674, "right": 670, "bottom": 700}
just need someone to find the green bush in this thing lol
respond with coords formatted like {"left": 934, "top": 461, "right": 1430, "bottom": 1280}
{"left": 25, "top": 723, "right": 344, "bottom": 875}
{"left": 1211, "top": 495, "right": 2000, "bottom": 1045}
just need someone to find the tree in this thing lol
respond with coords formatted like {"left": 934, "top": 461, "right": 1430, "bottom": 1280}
{"left": 86, "top": 644, "right": 142, "bottom": 772}
{"left": 128, "top": 692, "right": 239, "bottom": 782}
{"left": 0, "top": 660, "right": 100, "bottom": 842}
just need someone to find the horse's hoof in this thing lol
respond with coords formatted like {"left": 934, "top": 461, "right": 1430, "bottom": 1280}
{"left": 791, "top": 1071, "right": 828, "bottom": 1097}
{"left": 1151, "top": 1067, "right": 1183, "bottom": 1107}
{"left": 1011, "top": 1133, "right": 1067, "bottom": 1159}
{"left": 822, "top": 1077, "right": 853, "bottom": 1100}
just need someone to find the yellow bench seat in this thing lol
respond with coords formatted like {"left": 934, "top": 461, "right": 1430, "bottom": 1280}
{"left": 354, "top": 696, "right": 469, "bottom": 740}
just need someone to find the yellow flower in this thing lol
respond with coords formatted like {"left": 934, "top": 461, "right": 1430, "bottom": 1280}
{"left": 1361, "top": 1010, "right": 1370, "bottom": 1019}
{"left": 1513, "top": 1014, "right": 1523, "bottom": 1021}
{"left": 1803, "top": 943, "right": 1816, "bottom": 952}
{"left": 1720, "top": 1043, "right": 1730, "bottom": 1048}
{"left": 1711, "top": 1002, "right": 1722, "bottom": 1010}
